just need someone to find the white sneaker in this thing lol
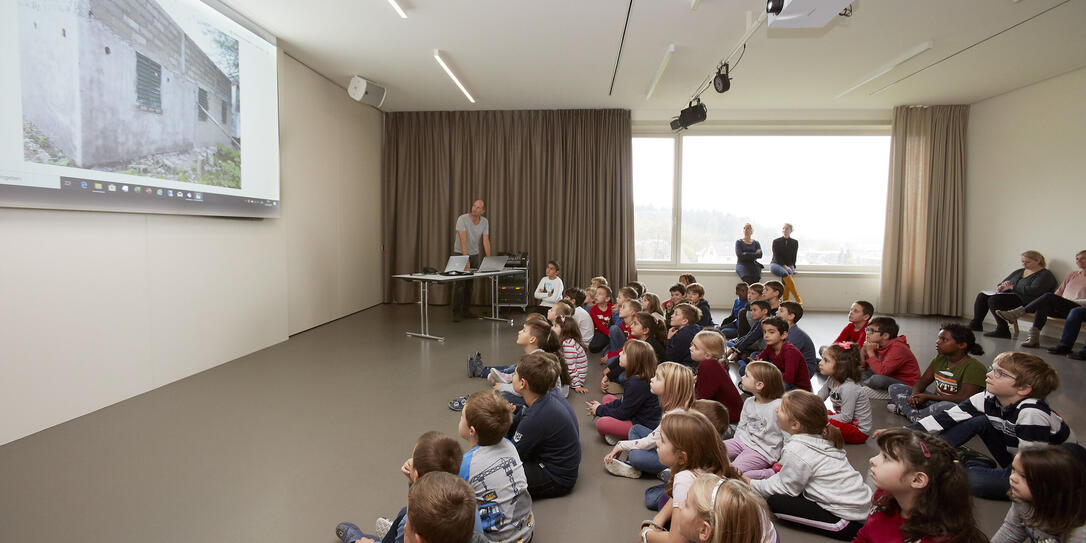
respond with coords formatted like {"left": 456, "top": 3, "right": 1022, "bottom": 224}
{"left": 604, "top": 435, "right": 619, "bottom": 446}
{"left": 604, "top": 459, "right": 642, "bottom": 479}
{"left": 375, "top": 517, "right": 393, "bottom": 539}
{"left": 886, "top": 403, "right": 899, "bottom": 415}
{"left": 488, "top": 368, "right": 513, "bottom": 385}
{"left": 862, "top": 386, "right": 891, "bottom": 400}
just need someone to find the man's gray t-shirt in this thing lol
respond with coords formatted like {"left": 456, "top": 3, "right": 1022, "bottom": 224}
{"left": 454, "top": 214, "right": 490, "bottom": 255}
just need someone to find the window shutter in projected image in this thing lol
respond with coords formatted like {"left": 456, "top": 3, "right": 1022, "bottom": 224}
{"left": 197, "top": 88, "right": 208, "bottom": 121}
{"left": 136, "top": 52, "right": 162, "bottom": 113}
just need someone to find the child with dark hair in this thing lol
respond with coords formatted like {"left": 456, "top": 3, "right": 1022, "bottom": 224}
{"left": 887, "top": 323, "right": 987, "bottom": 423}
{"left": 627, "top": 281, "right": 647, "bottom": 298}
{"left": 829, "top": 300, "right": 873, "bottom": 346}
{"left": 507, "top": 352, "right": 581, "bottom": 499}
{"left": 691, "top": 399, "right": 731, "bottom": 438}
{"left": 817, "top": 343, "right": 872, "bottom": 444}
{"left": 459, "top": 391, "right": 534, "bottom": 542}
{"left": 663, "top": 283, "right": 687, "bottom": 320}
{"left": 605, "top": 298, "right": 641, "bottom": 361}
{"left": 640, "top": 292, "right": 666, "bottom": 323}
{"left": 530, "top": 260, "right": 563, "bottom": 314}
{"left": 718, "top": 282, "right": 750, "bottom": 338}
{"left": 857, "top": 428, "right": 988, "bottom": 543}
{"left": 859, "top": 316, "right": 921, "bottom": 400}
{"left": 777, "top": 301, "right": 818, "bottom": 378}
{"left": 735, "top": 283, "right": 766, "bottom": 339}
{"left": 751, "top": 316, "right": 810, "bottom": 391}
{"left": 404, "top": 472, "right": 478, "bottom": 543}
{"left": 890, "top": 352, "right": 1076, "bottom": 500}
{"left": 685, "top": 283, "right": 715, "bottom": 328}
{"left": 666, "top": 303, "right": 703, "bottom": 370}
{"left": 562, "top": 287, "right": 594, "bottom": 348}
{"left": 678, "top": 273, "right": 696, "bottom": 286}
{"left": 994, "top": 444, "right": 1086, "bottom": 542}
{"left": 602, "top": 312, "right": 667, "bottom": 391}
{"left": 762, "top": 281, "right": 784, "bottom": 315}
{"left": 726, "top": 300, "right": 771, "bottom": 364}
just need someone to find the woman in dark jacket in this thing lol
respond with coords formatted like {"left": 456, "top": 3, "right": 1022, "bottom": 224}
{"left": 969, "top": 250, "right": 1058, "bottom": 338}
{"left": 735, "top": 223, "right": 763, "bottom": 284}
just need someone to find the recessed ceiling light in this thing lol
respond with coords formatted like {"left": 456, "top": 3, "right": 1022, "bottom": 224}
{"left": 433, "top": 50, "right": 475, "bottom": 103}
{"left": 386, "top": 0, "right": 407, "bottom": 19}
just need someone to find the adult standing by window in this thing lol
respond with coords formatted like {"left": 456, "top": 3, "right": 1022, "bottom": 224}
{"left": 968, "top": 250, "right": 1057, "bottom": 339}
{"left": 734, "top": 223, "right": 763, "bottom": 284}
{"left": 452, "top": 199, "right": 491, "bottom": 322}
{"left": 996, "top": 250, "right": 1086, "bottom": 348}
{"left": 771, "top": 223, "right": 803, "bottom": 304}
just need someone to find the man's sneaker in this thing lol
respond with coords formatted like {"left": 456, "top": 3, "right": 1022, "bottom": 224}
{"left": 488, "top": 368, "right": 513, "bottom": 385}
{"left": 335, "top": 522, "right": 364, "bottom": 543}
{"left": 862, "top": 386, "right": 891, "bottom": 400}
{"left": 604, "top": 458, "right": 642, "bottom": 479}
{"left": 448, "top": 395, "right": 468, "bottom": 411}
{"left": 604, "top": 434, "right": 619, "bottom": 446}
{"left": 375, "top": 517, "right": 393, "bottom": 539}
{"left": 886, "top": 403, "right": 899, "bottom": 415}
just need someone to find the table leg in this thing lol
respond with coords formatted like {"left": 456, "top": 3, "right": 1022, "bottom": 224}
{"left": 480, "top": 274, "right": 514, "bottom": 325}
{"left": 406, "top": 280, "right": 445, "bottom": 341}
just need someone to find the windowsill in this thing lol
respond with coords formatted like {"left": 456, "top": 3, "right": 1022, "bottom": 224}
{"left": 636, "top": 266, "right": 881, "bottom": 278}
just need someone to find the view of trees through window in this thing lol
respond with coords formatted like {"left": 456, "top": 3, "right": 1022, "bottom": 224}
{"left": 633, "top": 134, "right": 890, "bottom": 268}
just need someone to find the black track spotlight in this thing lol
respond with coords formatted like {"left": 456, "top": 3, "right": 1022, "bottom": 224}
{"left": 713, "top": 63, "right": 731, "bottom": 93}
{"left": 679, "top": 99, "right": 707, "bottom": 127}
{"left": 767, "top": 0, "right": 784, "bottom": 15}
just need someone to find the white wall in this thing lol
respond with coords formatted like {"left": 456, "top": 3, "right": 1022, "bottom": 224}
{"left": 965, "top": 67, "right": 1086, "bottom": 330}
{"left": 637, "top": 269, "right": 880, "bottom": 313}
{"left": 0, "top": 51, "right": 383, "bottom": 446}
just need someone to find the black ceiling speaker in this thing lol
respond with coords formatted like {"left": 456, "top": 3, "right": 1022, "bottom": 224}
{"left": 767, "top": 0, "right": 784, "bottom": 15}
{"left": 713, "top": 63, "right": 731, "bottom": 93}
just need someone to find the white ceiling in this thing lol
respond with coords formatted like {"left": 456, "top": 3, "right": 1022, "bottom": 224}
{"left": 223, "top": 0, "right": 1086, "bottom": 121}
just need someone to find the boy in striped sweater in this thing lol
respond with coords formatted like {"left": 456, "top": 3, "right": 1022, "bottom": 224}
{"left": 878, "top": 352, "right": 1076, "bottom": 500}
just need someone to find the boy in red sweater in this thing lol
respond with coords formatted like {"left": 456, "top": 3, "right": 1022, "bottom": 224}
{"left": 588, "top": 285, "right": 614, "bottom": 353}
{"left": 752, "top": 316, "right": 811, "bottom": 391}
{"left": 824, "top": 300, "right": 874, "bottom": 354}
{"left": 860, "top": 316, "right": 921, "bottom": 400}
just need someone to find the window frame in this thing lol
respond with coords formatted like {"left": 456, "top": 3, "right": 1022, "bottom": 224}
{"left": 632, "top": 122, "right": 891, "bottom": 273}
{"left": 197, "top": 88, "right": 208, "bottom": 121}
{"left": 135, "top": 52, "right": 162, "bottom": 113}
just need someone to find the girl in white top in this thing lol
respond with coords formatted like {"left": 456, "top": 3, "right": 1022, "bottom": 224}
{"left": 532, "top": 260, "right": 564, "bottom": 308}
{"left": 666, "top": 474, "right": 778, "bottom": 543}
{"left": 639, "top": 410, "right": 744, "bottom": 543}
{"left": 993, "top": 444, "right": 1086, "bottom": 543}
{"left": 604, "top": 362, "right": 695, "bottom": 479}
{"left": 725, "top": 361, "right": 786, "bottom": 479}
{"left": 749, "top": 390, "right": 872, "bottom": 541}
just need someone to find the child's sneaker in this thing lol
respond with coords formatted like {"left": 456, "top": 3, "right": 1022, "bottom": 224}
{"left": 467, "top": 352, "right": 484, "bottom": 378}
{"left": 488, "top": 368, "right": 513, "bottom": 385}
{"left": 335, "top": 522, "right": 364, "bottom": 543}
{"left": 886, "top": 403, "right": 899, "bottom": 415}
{"left": 604, "top": 434, "right": 619, "bottom": 446}
{"left": 604, "top": 458, "right": 642, "bottom": 479}
{"left": 657, "top": 468, "right": 672, "bottom": 482}
{"left": 374, "top": 517, "right": 393, "bottom": 539}
{"left": 862, "top": 386, "right": 891, "bottom": 400}
{"left": 448, "top": 395, "right": 468, "bottom": 411}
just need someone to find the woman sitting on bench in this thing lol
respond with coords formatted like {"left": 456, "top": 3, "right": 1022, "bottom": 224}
{"left": 968, "top": 250, "right": 1057, "bottom": 339}
{"left": 997, "top": 249, "right": 1086, "bottom": 347}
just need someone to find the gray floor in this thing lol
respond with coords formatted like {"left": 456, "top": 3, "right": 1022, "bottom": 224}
{"left": 2, "top": 304, "right": 1084, "bottom": 543}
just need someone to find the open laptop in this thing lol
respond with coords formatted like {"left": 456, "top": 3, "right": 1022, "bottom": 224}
{"left": 476, "top": 255, "right": 509, "bottom": 273}
{"left": 440, "top": 255, "right": 471, "bottom": 275}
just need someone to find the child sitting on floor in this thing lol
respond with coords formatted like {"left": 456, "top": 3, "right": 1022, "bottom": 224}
{"left": 562, "top": 288, "right": 595, "bottom": 348}
{"left": 691, "top": 330, "right": 743, "bottom": 424}
{"left": 588, "top": 285, "right": 614, "bottom": 353}
{"left": 725, "top": 361, "right": 785, "bottom": 480}
{"left": 666, "top": 303, "right": 703, "bottom": 370}
{"left": 817, "top": 342, "right": 873, "bottom": 444}
{"left": 404, "top": 472, "right": 478, "bottom": 543}
{"left": 887, "top": 323, "right": 986, "bottom": 423}
{"left": 587, "top": 339, "right": 662, "bottom": 445}
{"left": 552, "top": 313, "right": 588, "bottom": 394}
{"left": 667, "top": 474, "right": 778, "bottom": 543}
{"left": 993, "top": 444, "right": 1086, "bottom": 542}
{"left": 751, "top": 316, "right": 811, "bottom": 391}
{"left": 686, "top": 282, "right": 715, "bottom": 328}
{"left": 859, "top": 316, "right": 921, "bottom": 400}
{"left": 719, "top": 282, "right": 750, "bottom": 339}
{"left": 776, "top": 301, "right": 818, "bottom": 378}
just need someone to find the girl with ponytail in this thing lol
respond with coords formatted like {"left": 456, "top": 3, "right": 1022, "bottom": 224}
{"left": 887, "top": 323, "right": 988, "bottom": 423}
{"left": 857, "top": 427, "right": 988, "bottom": 543}
{"left": 748, "top": 390, "right": 872, "bottom": 541}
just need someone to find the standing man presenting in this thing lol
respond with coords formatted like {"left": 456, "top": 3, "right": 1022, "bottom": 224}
{"left": 452, "top": 199, "right": 491, "bottom": 321}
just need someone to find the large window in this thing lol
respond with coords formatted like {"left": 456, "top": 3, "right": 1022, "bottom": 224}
{"left": 634, "top": 133, "right": 890, "bottom": 269}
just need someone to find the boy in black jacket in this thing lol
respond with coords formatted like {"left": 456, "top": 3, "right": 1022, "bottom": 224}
{"left": 666, "top": 303, "right": 703, "bottom": 370}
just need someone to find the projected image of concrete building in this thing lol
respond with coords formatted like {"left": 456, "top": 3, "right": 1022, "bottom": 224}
{"left": 19, "top": 0, "right": 241, "bottom": 188}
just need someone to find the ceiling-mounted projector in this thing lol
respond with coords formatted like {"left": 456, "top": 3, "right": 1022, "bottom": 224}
{"left": 767, "top": 0, "right": 852, "bottom": 28}
{"left": 347, "top": 76, "right": 387, "bottom": 109}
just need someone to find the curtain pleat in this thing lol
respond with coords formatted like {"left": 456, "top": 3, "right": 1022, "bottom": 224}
{"left": 880, "top": 105, "right": 969, "bottom": 315}
{"left": 382, "top": 109, "right": 636, "bottom": 305}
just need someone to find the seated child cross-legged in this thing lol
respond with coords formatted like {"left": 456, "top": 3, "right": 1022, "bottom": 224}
{"left": 859, "top": 316, "right": 921, "bottom": 400}
{"left": 588, "top": 286, "right": 615, "bottom": 353}
{"left": 506, "top": 352, "right": 581, "bottom": 500}
{"left": 602, "top": 312, "right": 667, "bottom": 393}
{"left": 335, "top": 431, "right": 469, "bottom": 543}
{"left": 993, "top": 444, "right": 1086, "bottom": 542}
{"left": 691, "top": 330, "right": 743, "bottom": 425}
{"left": 898, "top": 352, "right": 1075, "bottom": 501}
{"left": 404, "top": 472, "right": 479, "bottom": 543}
{"left": 603, "top": 362, "right": 696, "bottom": 479}
{"left": 748, "top": 390, "right": 872, "bottom": 541}
{"left": 666, "top": 303, "right": 703, "bottom": 370}
{"left": 816, "top": 342, "right": 873, "bottom": 444}
{"left": 751, "top": 316, "right": 811, "bottom": 392}
{"left": 725, "top": 361, "right": 786, "bottom": 480}
{"left": 727, "top": 300, "right": 772, "bottom": 368}
{"left": 551, "top": 312, "right": 588, "bottom": 394}
{"left": 459, "top": 391, "right": 534, "bottom": 543}
{"left": 638, "top": 411, "right": 745, "bottom": 543}
{"left": 719, "top": 282, "right": 750, "bottom": 339}
{"left": 667, "top": 474, "right": 778, "bottom": 543}
{"left": 586, "top": 339, "right": 662, "bottom": 444}
{"left": 561, "top": 288, "right": 595, "bottom": 348}
{"left": 776, "top": 301, "right": 818, "bottom": 379}
{"left": 856, "top": 428, "right": 988, "bottom": 543}
{"left": 887, "top": 323, "right": 987, "bottom": 423}
{"left": 685, "top": 282, "right": 715, "bottom": 328}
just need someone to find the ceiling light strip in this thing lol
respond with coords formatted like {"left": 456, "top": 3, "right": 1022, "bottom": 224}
{"left": 433, "top": 50, "right": 476, "bottom": 103}
{"left": 835, "top": 41, "right": 933, "bottom": 99}
{"left": 386, "top": 0, "right": 407, "bottom": 18}
{"left": 645, "top": 43, "right": 676, "bottom": 100}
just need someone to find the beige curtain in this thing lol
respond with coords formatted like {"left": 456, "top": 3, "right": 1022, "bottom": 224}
{"left": 880, "top": 105, "right": 969, "bottom": 315}
{"left": 382, "top": 109, "right": 636, "bottom": 305}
